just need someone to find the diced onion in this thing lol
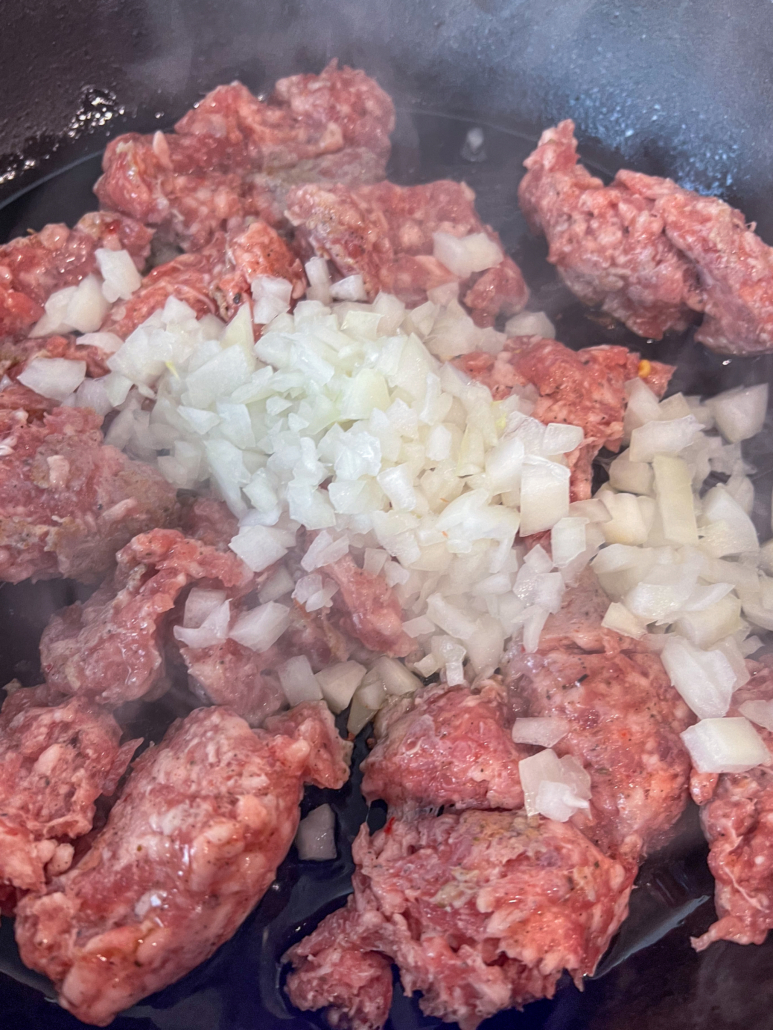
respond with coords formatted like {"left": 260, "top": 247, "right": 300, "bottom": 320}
{"left": 708, "top": 384, "right": 768, "bottom": 443}
{"left": 173, "top": 599, "right": 231, "bottom": 649}
{"left": 17, "top": 357, "right": 87, "bottom": 402}
{"left": 347, "top": 679, "right": 388, "bottom": 735}
{"left": 228, "top": 602, "right": 290, "bottom": 651}
{"left": 512, "top": 717, "right": 569, "bottom": 747}
{"left": 295, "top": 804, "right": 336, "bottom": 861}
{"left": 681, "top": 717, "right": 770, "bottom": 773}
{"left": 660, "top": 635, "right": 736, "bottom": 719}
{"left": 738, "top": 700, "right": 773, "bottom": 732}
{"left": 96, "top": 248, "right": 142, "bottom": 302}
{"left": 433, "top": 231, "right": 502, "bottom": 279}
{"left": 278, "top": 655, "right": 323, "bottom": 705}
{"left": 252, "top": 276, "right": 292, "bottom": 324}
{"left": 316, "top": 661, "right": 367, "bottom": 713}
{"left": 519, "top": 749, "right": 591, "bottom": 821}
{"left": 183, "top": 587, "right": 227, "bottom": 628}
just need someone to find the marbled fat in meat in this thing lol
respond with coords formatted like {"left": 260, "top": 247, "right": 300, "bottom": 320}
{"left": 15, "top": 702, "right": 351, "bottom": 1026}
{"left": 287, "top": 809, "right": 633, "bottom": 1030}
{"left": 0, "top": 407, "right": 178, "bottom": 583}
{"left": 361, "top": 679, "right": 532, "bottom": 813}
{"left": 455, "top": 336, "right": 673, "bottom": 500}
{"left": 0, "top": 685, "right": 138, "bottom": 895}
{"left": 40, "top": 528, "right": 253, "bottom": 706}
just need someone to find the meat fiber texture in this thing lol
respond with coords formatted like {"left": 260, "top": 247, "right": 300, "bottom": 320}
{"left": 520, "top": 120, "right": 773, "bottom": 354}
{"left": 0, "top": 684, "right": 138, "bottom": 897}
{"left": 0, "top": 212, "right": 153, "bottom": 343}
{"left": 456, "top": 336, "right": 673, "bottom": 500}
{"left": 95, "top": 61, "right": 395, "bottom": 251}
{"left": 507, "top": 648, "right": 694, "bottom": 864}
{"left": 286, "top": 178, "right": 528, "bottom": 326}
{"left": 689, "top": 662, "right": 773, "bottom": 950}
{"left": 361, "top": 678, "right": 534, "bottom": 813}
{"left": 102, "top": 218, "right": 306, "bottom": 339}
{"left": 40, "top": 528, "right": 253, "bottom": 706}
{"left": 286, "top": 809, "right": 633, "bottom": 1030}
{"left": 15, "top": 702, "right": 352, "bottom": 1026}
{"left": 0, "top": 407, "right": 178, "bottom": 584}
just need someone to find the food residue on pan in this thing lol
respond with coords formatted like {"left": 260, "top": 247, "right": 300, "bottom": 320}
{"left": 1, "top": 60, "right": 773, "bottom": 1029}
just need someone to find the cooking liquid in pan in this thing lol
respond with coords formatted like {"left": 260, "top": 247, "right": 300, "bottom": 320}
{"left": 2, "top": 109, "right": 773, "bottom": 1030}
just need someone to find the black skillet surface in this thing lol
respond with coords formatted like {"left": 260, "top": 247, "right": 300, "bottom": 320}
{"left": 3, "top": 2, "right": 773, "bottom": 1026}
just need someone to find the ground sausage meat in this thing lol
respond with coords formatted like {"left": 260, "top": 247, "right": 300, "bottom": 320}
{"left": 286, "top": 809, "right": 633, "bottom": 1030}
{"left": 95, "top": 62, "right": 394, "bottom": 250}
{"left": 286, "top": 179, "right": 528, "bottom": 325}
{"left": 0, "top": 684, "right": 138, "bottom": 895}
{"left": 15, "top": 702, "right": 351, "bottom": 1027}
{"left": 518, "top": 120, "right": 703, "bottom": 339}
{"left": 691, "top": 663, "right": 773, "bottom": 950}
{"left": 361, "top": 678, "right": 533, "bottom": 813}
{"left": 0, "top": 407, "right": 178, "bottom": 584}
{"left": 40, "top": 528, "right": 253, "bottom": 706}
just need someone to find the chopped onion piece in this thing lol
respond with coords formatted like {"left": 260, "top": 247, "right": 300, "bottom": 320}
{"left": 229, "top": 525, "right": 294, "bottom": 573}
{"left": 364, "top": 656, "right": 421, "bottom": 697}
{"left": 674, "top": 594, "right": 743, "bottom": 649}
{"left": 701, "top": 485, "right": 759, "bottom": 556}
{"left": 316, "top": 661, "right": 366, "bottom": 713}
{"left": 173, "top": 599, "right": 230, "bottom": 649}
{"left": 347, "top": 679, "right": 387, "bottom": 735}
{"left": 65, "top": 274, "right": 111, "bottom": 333}
{"left": 628, "top": 415, "right": 701, "bottom": 463}
{"left": 519, "top": 457, "right": 570, "bottom": 536}
{"left": 504, "top": 310, "right": 555, "bottom": 339}
{"left": 708, "top": 384, "right": 768, "bottom": 443}
{"left": 551, "top": 517, "right": 587, "bottom": 568}
{"left": 229, "top": 602, "right": 290, "bottom": 651}
{"left": 96, "top": 248, "right": 142, "bottom": 302}
{"left": 252, "top": 276, "right": 292, "bottom": 324}
{"left": 433, "top": 231, "right": 502, "bottom": 278}
{"left": 739, "top": 700, "right": 773, "bottom": 733}
{"left": 183, "top": 587, "right": 227, "bottom": 628}
{"left": 681, "top": 717, "right": 770, "bottom": 774}
{"left": 519, "top": 749, "right": 591, "bottom": 821}
{"left": 653, "top": 455, "right": 698, "bottom": 545}
{"left": 601, "top": 602, "right": 647, "bottom": 639}
{"left": 17, "top": 357, "right": 87, "bottom": 402}
{"left": 258, "top": 565, "right": 295, "bottom": 603}
{"left": 512, "top": 717, "right": 569, "bottom": 747}
{"left": 278, "top": 655, "right": 323, "bottom": 705}
{"left": 295, "top": 804, "right": 336, "bottom": 861}
{"left": 661, "top": 636, "right": 736, "bottom": 719}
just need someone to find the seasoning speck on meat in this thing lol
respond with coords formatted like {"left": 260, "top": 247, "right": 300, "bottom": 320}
{"left": 0, "top": 684, "right": 138, "bottom": 896}
{"left": 456, "top": 336, "right": 673, "bottom": 499}
{"left": 40, "top": 528, "right": 253, "bottom": 706}
{"left": 15, "top": 702, "right": 351, "bottom": 1027}
{"left": 286, "top": 809, "right": 633, "bottom": 1030}
{"left": 0, "top": 407, "right": 178, "bottom": 583}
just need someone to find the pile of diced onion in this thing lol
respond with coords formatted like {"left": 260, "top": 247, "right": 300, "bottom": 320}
{"left": 12, "top": 243, "right": 773, "bottom": 818}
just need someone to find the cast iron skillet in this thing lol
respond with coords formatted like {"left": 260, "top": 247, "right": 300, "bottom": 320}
{"left": 3, "top": 2, "right": 773, "bottom": 1027}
